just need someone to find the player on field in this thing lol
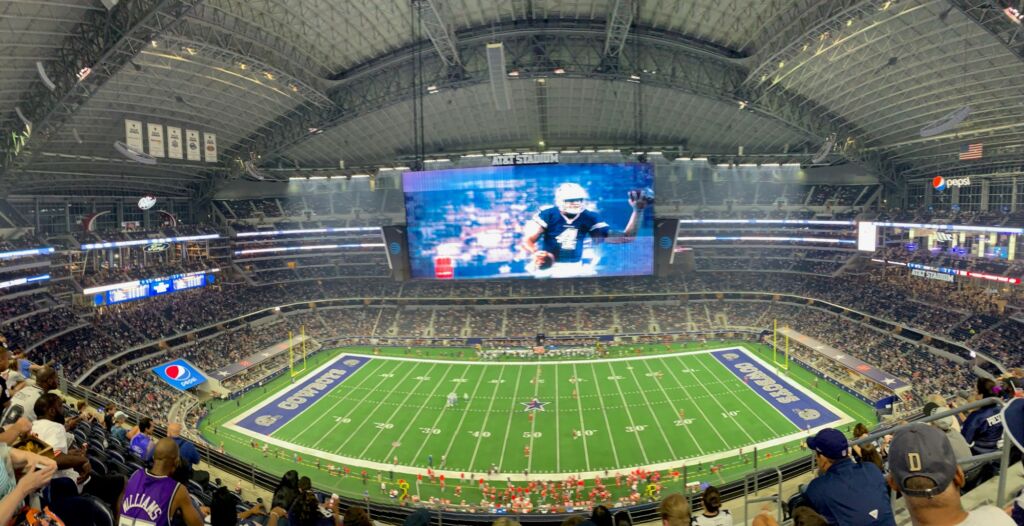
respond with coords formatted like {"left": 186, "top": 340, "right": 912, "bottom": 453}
{"left": 524, "top": 445, "right": 530, "bottom": 458}
{"left": 521, "top": 182, "right": 650, "bottom": 278}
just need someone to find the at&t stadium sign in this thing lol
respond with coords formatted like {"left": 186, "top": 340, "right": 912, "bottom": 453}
{"left": 491, "top": 152, "right": 559, "bottom": 166}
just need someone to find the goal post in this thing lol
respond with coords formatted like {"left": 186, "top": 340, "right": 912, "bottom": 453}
{"left": 289, "top": 326, "right": 308, "bottom": 378}
{"left": 771, "top": 319, "right": 790, "bottom": 371}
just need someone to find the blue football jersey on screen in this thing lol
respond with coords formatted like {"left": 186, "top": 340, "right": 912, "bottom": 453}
{"left": 532, "top": 207, "right": 609, "bottom": 262}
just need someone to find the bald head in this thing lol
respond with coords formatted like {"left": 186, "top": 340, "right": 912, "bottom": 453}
{"left": 167, "top": 422, "right": 182, "bottom": 437}
{"left": 36, "top": 366, "right": 58, "bottom": 391}
{"left": 151, "top": 438, "right": 180, "bottom": 475}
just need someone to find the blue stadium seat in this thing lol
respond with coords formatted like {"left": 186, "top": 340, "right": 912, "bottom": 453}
{"left": 80, "top": 494, "right": 114, "bottom": 526}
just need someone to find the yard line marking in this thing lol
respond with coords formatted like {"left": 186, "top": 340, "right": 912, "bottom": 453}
{"left": 302, "top": 361, "right": 402, "bottom": 448}
{"left": 355, "top": 362, "right": 447, "bottom": 458}
{"left": 408, "top": 364, "right": 467, "bottom": 465}
{"left": 278, "top": 359, "right": 389, "bottom": 443}
{"left": 527, "top": 364, "right": 542, "bottom": 474}
{"left": 467, "top": 364, "right": 508, "bottom": 471}
{"left": 554, "top": 363, "right": 560, "bottom": 472}
{"left": 497, "top": 365, "right": 525, "bottom": 471}
{"left": 660, "top": 357, "right": 732, "bottom": 447}
{"left": 586, "top": 364, "right": 623, "bottom": 467}
{"left": 570, "top": 363, "right": 592, "bottom": 469}
{"left": 696, "top": 354, "right": 789, "bottom": 435}
{"left": 622, "top": 358, "right": 679, "bottom": 456}
{"left": 329, "top": 362, "right": 431, "bottom": 452}
{"left": 639, "top": 358, "right": 704, "bottom": 454}
{"left": 671, "top": 355, "right": 757, "bottom": 444}
{"left": 440, "top": 364, "right": 491, "bottom": 468}
{"left": 603, "top": 362, "right": 651, "bottom": 465}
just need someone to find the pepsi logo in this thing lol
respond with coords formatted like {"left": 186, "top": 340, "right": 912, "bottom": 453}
{"left": 164, "top": 364, "right": 191, "bottom": 381}
{"left": 932, "top": 176, "right": 970, "bottom": 191}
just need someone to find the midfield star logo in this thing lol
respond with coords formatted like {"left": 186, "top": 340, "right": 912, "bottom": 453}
{"left": 522, "top": 399, "right": 548, "bottom": 412}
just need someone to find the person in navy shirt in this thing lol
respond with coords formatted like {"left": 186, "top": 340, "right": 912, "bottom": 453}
{"left": 961, "top": 378, "right": 1004, "bottom": 454}
{"left": 521, "top": 183, "right": 647, "bottom": 278}
{"left": 802, "top": 428, "right": 895, "bottom": 526}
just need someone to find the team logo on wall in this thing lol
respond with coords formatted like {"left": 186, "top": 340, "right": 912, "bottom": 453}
{"left": 255, "top": 415, "right": 281, "bottom": 427}
{"left": 723, "top": 353, "right": 740, "bottom": 361}
{"left": 796, "top": 409, "right": 821, "bottom": 421}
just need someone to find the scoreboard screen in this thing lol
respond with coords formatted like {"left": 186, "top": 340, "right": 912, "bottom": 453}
{"left": 95, "top": 270, "right": 216, "bottom": 306}
{"left": 403, "top": 163, "right": 655, "bottom": 279}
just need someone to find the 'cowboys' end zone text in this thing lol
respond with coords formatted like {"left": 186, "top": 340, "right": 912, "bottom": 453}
{"left": 278, "top": 368, "right": 349, "bottom": 410}
{"left": 234, "top": 354, "right": 370, "bottom": 435}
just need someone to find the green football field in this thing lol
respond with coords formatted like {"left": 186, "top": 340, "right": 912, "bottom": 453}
{"left": 200, "top": 342, "right": 876, "bottom": 502}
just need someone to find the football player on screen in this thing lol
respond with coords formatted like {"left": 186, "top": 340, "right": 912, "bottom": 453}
{"left": 521, "top": 182, "right": 650, "bottom": 278}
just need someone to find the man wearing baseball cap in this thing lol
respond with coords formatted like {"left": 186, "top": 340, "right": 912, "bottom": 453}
{"left": 887, "top": 423, "right": 1013, "bottom": 525}
{"left": 803, "top": 428, "right": 895, "bottom": 525}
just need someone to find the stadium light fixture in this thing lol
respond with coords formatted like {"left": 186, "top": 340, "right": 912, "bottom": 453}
{"left": 553, "top": 67, "right": 566, "bottom": 74}
{"left": 508, "top": 70, "right": 520, "bottom": 77}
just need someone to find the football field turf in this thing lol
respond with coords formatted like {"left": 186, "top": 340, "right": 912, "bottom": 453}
{"left": 202, "top": 342, "right": 874, "bottom": 500}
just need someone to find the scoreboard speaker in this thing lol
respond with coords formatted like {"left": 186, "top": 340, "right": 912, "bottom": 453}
{"left": 654, "top": 218, "right": 679, "bottom": 277}
{"left": 381, "top": 225, "right": 411, "bottom": 281}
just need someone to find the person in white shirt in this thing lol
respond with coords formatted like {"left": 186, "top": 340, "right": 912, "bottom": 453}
{"left": 1, "top": 366, "right": 57, "bottom": 425}
{"left": 691, "top": 486, "right": 732, "bottom": 526}
{"left": 887, "top": 423, "right": 1015, "bottom": 526}
{"left": 31, "top": 393, "right": 124, "bottom": 510}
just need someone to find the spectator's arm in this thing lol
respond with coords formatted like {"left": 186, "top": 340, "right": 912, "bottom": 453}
{"left": 126, "top": 425, "right": 139, "bottom": 440}
{"left": 0, "top": 418, "right": 31, "bottom": 445}
{"left": 267, "top": 507, "right": 289, "bottom": 526}
{"left": 960, "top": 413, "right": 981, "bottom": 445}
{"left": 0, "top": 463, "right": 55, "bottom": 524}
{"left": 170, "top": 489, "right": 204, "bottom": 526}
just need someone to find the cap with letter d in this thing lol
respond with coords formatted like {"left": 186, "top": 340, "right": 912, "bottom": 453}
{"left": 888, "top": 423, "right": 957, "bottom": 498}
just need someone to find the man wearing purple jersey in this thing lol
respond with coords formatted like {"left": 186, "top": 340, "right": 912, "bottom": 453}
{"left": 118, "top": 438, "right": 206, "bottom": 526}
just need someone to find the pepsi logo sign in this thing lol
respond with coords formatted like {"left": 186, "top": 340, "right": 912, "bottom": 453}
{"left": 165, "top": 364, "right": 191, "bottom": 381}
{"left": 138, "top": 195, "right": 157, "bottom": 210}
{"left": 932, "top": 176, "right": 971, "bottom": 191}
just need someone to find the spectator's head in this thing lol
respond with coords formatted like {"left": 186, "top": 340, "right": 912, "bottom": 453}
{"left": 701, "top": 486, "right": 722, "bottom": 515}
{"left": 852, "top": 423, "right": 869, "bottom": 438}
{"left": 138, "top": 417, "right": 153, "bottom": 435}
{"left": 290, "top": 491, "right": 321, "bottom": 526}
{"left": 277, "top": 470, "right": 299, "bottom": 490}
{"left": 807, "top": 428, "right": 850, "bottom": 473}
{"left": 33, "top": 392, "right": 63, "bottom": 423}
{"left": 344, "top": 506, "right": 372, "bottom": 526}
{"left": 591, "top": 505, "right": 612, "bottom": 526}
{"left": 151, "top": 438, "right": 181, "bottom": 477}
{"left": 658, "top": 493, "right": 691, "bottom": 526}
{"left": 298, "top": 476, "right": 311, "bottom": 492}
{"left": 167, "top": 422, "right": 182, "bottom": 437}
{"left": 209, "top": 486, "right": 240, "bottom": 526}
{"left": 0, "top": 348, "right": 10, "bottom": 370}
{"left": 886, "top": 423, "right": 966, "bottom": 521}
{"left": 859, "top": 443, "right": 884, "bottom": 470}
{"left": 114, "top": 411, "right": 127, "bottom": 424}
{"left": 612, "top": 511, "right": 632, "bottom": 526}
{"left": 405, "top": 509, "right": 432, "bottom": 526}
{"left": 977, "top": 377, "right": 998, "bottom": 398}
{"left": 792, "top": 507, "right": 828, "bottom": 526}
{"left": 36, "top": 366, "right": 58, "bottom": 391}
{"left": 560, "top": 516, "right": 586, "bottom": 526}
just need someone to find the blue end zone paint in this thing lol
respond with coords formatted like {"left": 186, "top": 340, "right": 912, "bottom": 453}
{"left": 235, "top": 355, "right": 371, "bottom": 435}
{"left": 711, "top": 349, "right": 840, "bottom": 429}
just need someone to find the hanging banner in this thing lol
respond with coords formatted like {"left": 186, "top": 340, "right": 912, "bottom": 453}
{"left": 166, "top": 126, "right": 183, "bottom": 160}
{"left": 203, "top": 132, "right": 217, "bottom": 163}
{"left": 186, "top": 129, "right": 201, "bottom": 161}
{"left": 147, "top": 123, "right": 165, "bottom": 158}
{"left": 125, "top": 119, "right": 144, "bottom": 153}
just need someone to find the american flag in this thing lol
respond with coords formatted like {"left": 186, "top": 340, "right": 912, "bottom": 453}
{"left": 959, "top": 143, "right": 983, "bottom": 160}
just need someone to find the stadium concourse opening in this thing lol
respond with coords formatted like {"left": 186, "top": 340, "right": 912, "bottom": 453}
{"left": 203, "top": 341, "right": 872, "bottom": 506}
